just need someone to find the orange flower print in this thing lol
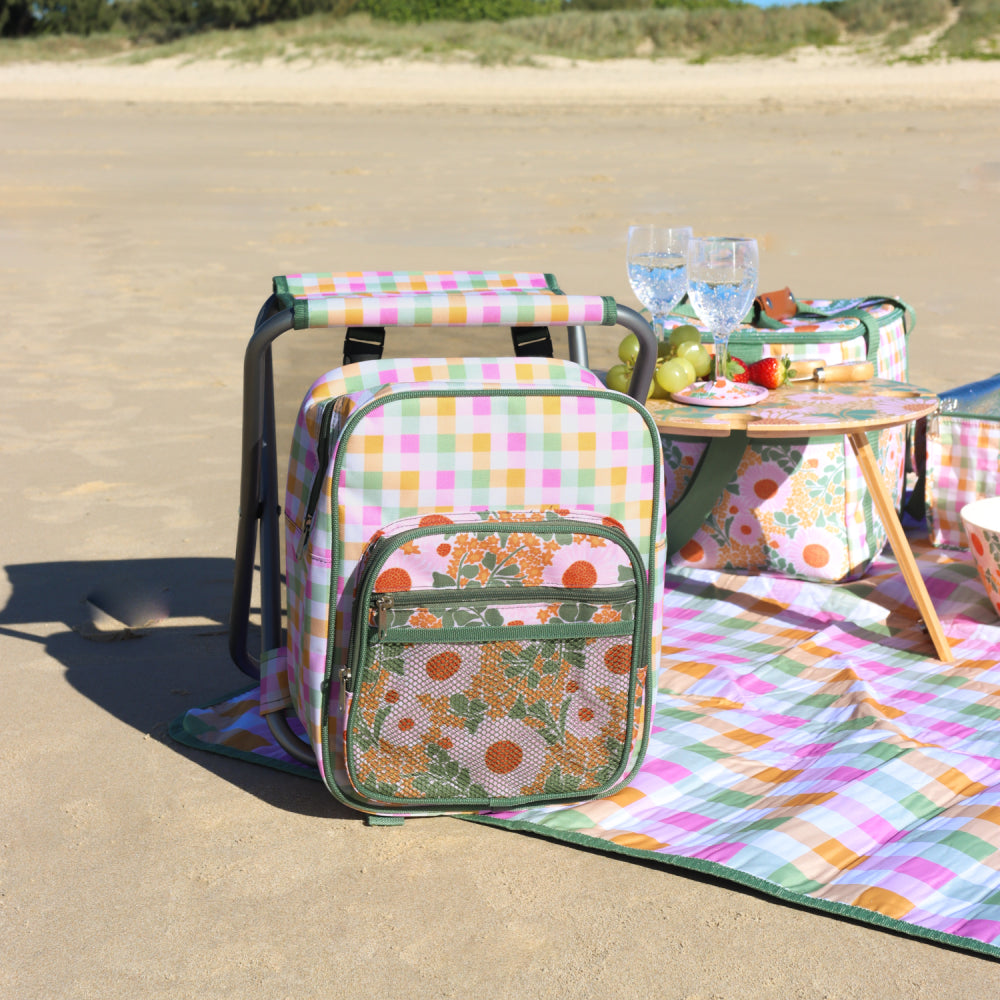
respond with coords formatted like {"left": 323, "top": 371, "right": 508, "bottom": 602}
{"left": 739, "top": 461, "right": 792, "bottom": 508}
{"left": 445, "top": 530, "right": 555, "bottom": 588}
{"left": 783, "top": 526, "right": 847, "bottom": 579}
{"left": 728, "top": 510, "right": 763, "bottom": 549}
{"left": 470, "top": 718, "right": 548, "bottom": 792}
{"left": 425, "top": 650, "right": 463, "bottom": 682}
{"left": 593, "top": 606, "right": 622, "bottom": 624}
{"left": 484, "top": 740, "right": 523, "bottom": 775}
{"left": 561, "top": 560, "right": 598, "bottom": 588}
{"left": 604, "top": 643, "right": 633, "bottom": 675}
{"left": 377, "top": 693, "right": 432, "bottom": 749}
{"left": 407, "top": 609, "right": 443, "bottom": 629}
{"left": 374, "top": 567, "right": 411, "bottom": 593}
{"left": 565, "top": 692, "right": 612, "bottom": 739}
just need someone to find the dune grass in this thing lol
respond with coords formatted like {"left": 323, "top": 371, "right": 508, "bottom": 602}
{"left": 0, "top": 1, "right": 997, "bottom": 66}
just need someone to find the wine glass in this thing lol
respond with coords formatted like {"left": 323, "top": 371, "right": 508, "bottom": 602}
{"left": 686, "top": 236, "right": 759, "bottom": 396}
{"left": 626, "top": 225, "right": 692, "bottom": 340}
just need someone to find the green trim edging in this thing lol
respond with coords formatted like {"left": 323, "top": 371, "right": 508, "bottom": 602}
{"left": 603, "top": 296, "right": 617, "bottom": 326}
{"left": 272, "top": 275, "right": 293, "bottom": 310}
{"left": 168, "top": 687, "right": 1000, "bottom": 960}
{"left": 458, "top": 813, "right": 1000, "bottom": 962}
{"left": 167, "top": 685, "right": 320, "bottom": 782}
{"left": 292, "top": 299, "right": 310, "bottom": 330}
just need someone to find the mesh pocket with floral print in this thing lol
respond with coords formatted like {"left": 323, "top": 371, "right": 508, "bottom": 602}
{"left": 334, "top": 508, "right": 651, "bottom": 812}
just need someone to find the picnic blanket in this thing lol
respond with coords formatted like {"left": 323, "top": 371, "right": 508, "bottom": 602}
{"left": 171, "top": 536, "right": 1000, "bottom": 960}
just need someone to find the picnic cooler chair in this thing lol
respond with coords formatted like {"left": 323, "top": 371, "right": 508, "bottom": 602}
{"left": 228, "top": 271, "right": 667, "bottom": 820}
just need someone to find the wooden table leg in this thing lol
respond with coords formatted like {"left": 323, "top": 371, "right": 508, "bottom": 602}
{"left": 848, "top": 430, "right": 955, "bottom": 663}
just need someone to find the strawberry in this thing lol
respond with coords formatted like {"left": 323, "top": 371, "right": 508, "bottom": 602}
{"left": 746, "top": 356, "right": 790, "bottom": 389}
{"left": 727, "top": 356, "right": 750, "bottom": 383}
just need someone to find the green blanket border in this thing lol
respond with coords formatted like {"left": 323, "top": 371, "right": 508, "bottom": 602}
{"left": 168, "top": 686, "right": 1000, "bottom": 962}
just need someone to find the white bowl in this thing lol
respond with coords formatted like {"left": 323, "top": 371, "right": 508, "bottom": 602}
{"left": 961, "top": 497, "right": 1000, "bottom": 619}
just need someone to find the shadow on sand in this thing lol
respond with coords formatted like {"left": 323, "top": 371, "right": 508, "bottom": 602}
{"left": 0, "top": 556, "right": 352, "bottom": 820}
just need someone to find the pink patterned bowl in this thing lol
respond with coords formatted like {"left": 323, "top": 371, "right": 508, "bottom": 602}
{"left": 962, "top": 497, "right": 1000, "bottom": 619}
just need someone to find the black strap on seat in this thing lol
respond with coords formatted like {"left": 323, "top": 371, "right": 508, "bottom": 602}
{"left": 343, "top": 327, "right": 386, "bottom": 365}
{"left": 510, "top": 326, "right": 554, "bottom": 358}
{"left": 342, "top": 325, "right": 556, "bottom": 363}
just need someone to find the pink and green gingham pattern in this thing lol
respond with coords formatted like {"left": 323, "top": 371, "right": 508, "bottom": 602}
{"left": 928, "top": 415, "right": 1000, "bottom": 549}
{"left": 272, "top": 269, "right": 615, "bottom": 331}
{"left": 282, "top": 357, "right": 665, "bottom": 769}
{"left": 482, "top": 543, "right": 1000, "bottom": 957}
{"left": 663, "top": 299, "right": 909, "bottom": 378}
{"left": 284, "top": 358, "right": 605, "bottom": 536}
{"left": 175, "top": 540, "right": 1000, "bottom": 959}
{"left": 274, "top": 270, "right": 560, "bottom": 303}
{"left": 291, "top": 290, "right": 613, "bottom": 331}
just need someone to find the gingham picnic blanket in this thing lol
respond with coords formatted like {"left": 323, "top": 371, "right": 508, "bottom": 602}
{"left": 172, "top": 537, "right": 1000, "bottom": 959}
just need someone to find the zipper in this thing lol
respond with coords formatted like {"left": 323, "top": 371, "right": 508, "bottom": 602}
{"left": 344, "top": 519, "right": 643, "bottom": 700}
{"left": 299, "top": 383, "right": 655, "bottom": 561}
{"left": 340, "top": 518, "right": 652, "bottom": 696}
{"left": 374, "top": 592, "right": 394, "bottom": 633}
{"left": 296, "top": 400, "right": 340, "bottom": 558}
{"left": 338, "top": 664, "right": 350, "bottom": 715}
{"left": 371, "top": 583, "right": 637, "bottom": 636}
{"left": 342, "top": 516, "right": 645, "bottom": 708}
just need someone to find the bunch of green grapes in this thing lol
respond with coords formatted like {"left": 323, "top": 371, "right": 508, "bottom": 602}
{"left": 604, "top": 325, "right": 712, "bottom": 398}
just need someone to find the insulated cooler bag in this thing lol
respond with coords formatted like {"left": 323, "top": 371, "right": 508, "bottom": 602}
{"left": 265, "top": 355, "right": 666, "bottom": 819}
{"left": 659, "top": 296, "right": 913, "bottom": 582}
{"left": 925, "top": 373, "right": 1000, "bottom": 549}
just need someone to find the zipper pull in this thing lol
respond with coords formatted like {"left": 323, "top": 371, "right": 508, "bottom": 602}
{"left": 374, "top": 593, "right": 394, "bottom": 634}
{"left": 296, "top": 511, "right": 314, "bottom": 559}
{"left": 338, "top": 665, "right": 351, "bottom": 714}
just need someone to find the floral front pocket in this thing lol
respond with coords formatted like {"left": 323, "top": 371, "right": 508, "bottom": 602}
{"left": 332, "top": 509, "right": 651, "bottom": 813}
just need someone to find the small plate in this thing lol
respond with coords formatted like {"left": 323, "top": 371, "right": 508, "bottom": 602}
{"left": 671, "top": 381, "right": 769, "bottom": 408}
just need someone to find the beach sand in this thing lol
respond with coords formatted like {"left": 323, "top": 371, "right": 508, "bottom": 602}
{"left": 3, "top": 50, "right": 1000, "bottom": 998}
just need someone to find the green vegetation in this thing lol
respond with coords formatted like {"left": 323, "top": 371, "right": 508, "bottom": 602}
{"left": 0, "top": 0, "right": 997, "bottom": 63}
{"left": 937, "top": 0, "right": 1000, "bottom": 56}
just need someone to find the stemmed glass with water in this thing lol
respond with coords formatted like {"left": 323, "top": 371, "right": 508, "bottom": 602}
{"left": 626, "top": 225, "right": 692, "bottom": 340}
{"left": 686, "top": 236, "right": 759, "bottom": 398}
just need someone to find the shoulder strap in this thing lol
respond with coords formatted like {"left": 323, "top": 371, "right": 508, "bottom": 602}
{"left": 796, "top": 296, "right": 915, "bottom": 332}
{"left": 796, "top": 297, "right": 914, "bottom": 365}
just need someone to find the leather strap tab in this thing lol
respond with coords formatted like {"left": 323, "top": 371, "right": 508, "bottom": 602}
{"left": 754, "top": 287, "right": 797, "bottom": 321}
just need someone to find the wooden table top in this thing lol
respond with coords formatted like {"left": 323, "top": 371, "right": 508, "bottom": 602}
{"left": 645, "top": 378, "right": 939, "bottom": 439}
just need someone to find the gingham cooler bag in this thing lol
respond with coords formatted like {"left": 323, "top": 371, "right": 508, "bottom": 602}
{"left": 925, "top": 373, "right": 1000, "bottom": 549}
{"left": 659, "top": 296, "right": 913, "bottom": 582}
{"left": 265, "top": 356, "right": 666, "bottom": 819}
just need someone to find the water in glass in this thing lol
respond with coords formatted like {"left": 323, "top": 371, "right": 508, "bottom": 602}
{"left": 626, "top": 226, "right": 691, "bottom": 338}
{"left": 686, "top": 237, "right": 759, "bottom": 391}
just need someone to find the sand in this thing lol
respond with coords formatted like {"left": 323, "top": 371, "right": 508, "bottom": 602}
{"left": 2, "top": 50, "right": 1000, "bottom": 998}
